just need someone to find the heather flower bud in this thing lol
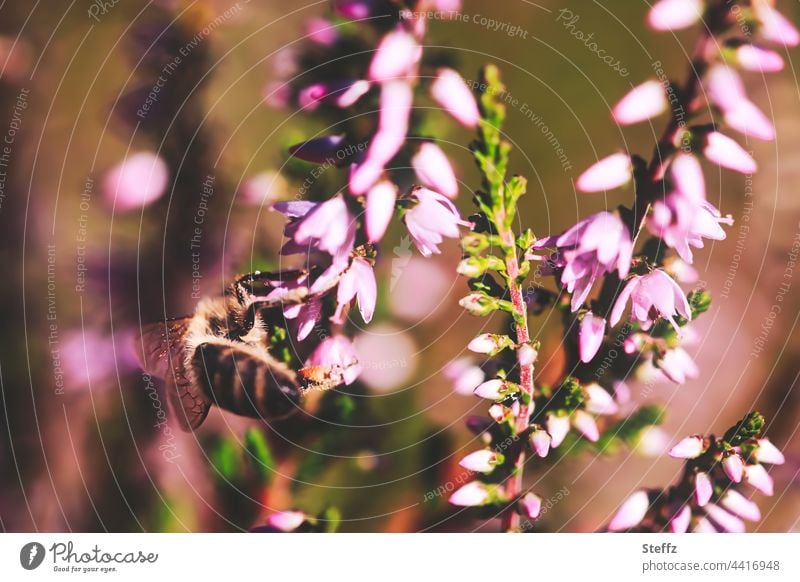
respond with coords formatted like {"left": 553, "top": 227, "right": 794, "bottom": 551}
{"left": 459, "top": 449, "right": 501, "bottom": 473}
{"left": 467, "top": 333, "right": 513, "bottom": 355}
{"left": 449, "top": 481, "right": 490, "bottom": 506}
{"left": 488, "top": 403, "right": 507, "bottom": 423}
{"left": 608, "top": 490, "right": 649, "bottom": 531}
{"left": 584, "top": 383, "right": 618, "bottom": 415}
{"left": 720, "top": 490, "right": 761, "bottom": 522}
{"left": 734, "top": 44, "right": 784, "bottom": 73}
{"left": 647, "top": 0, "right": 703, "bottom": 32}
{"left": 753, "top": 0, "right": 800, "bottom": 47}
{"left": 474, "top": 379, "right": 515, "bottom": 400}
{"left": 530, "top": 427, "right": 551, "bottom": 458}
{"left": 104, "top": 151, "right": 169, "bottom": 211}
{"left": 430, "top": 68, "right": 480, "bottom": 128}
{"left": 412, "top": 142, "right": 459, "bottom": 199}
{"left": 701, "top": 131, "right": 757, "bottom": 174}
{"left": 575, "top": 153, "right": 633, "bottom": 192}
{"left": 459, "top": 293, "right": 499, "bottom": 316}
{"left": 368, "top": 29, "right": 419, "bottom": 82}
{"left": 754, "top": 438, "right": 785, "bottom": 464}
{"left": 669, "top": 505, "right": 691, "bottom": 533}
{"left": 744, "top": 463, "right": 774, "bottom": 496}
{"left": 365, "top": 180, "right": 398, "bottom": 242}
{"left": 704, "top": 503, "right": 745, "bottom": 533}
{"left": 546, "top": 413, "right": 570, "bottom": 448}
{"left": 578, "top": 312, "right": 606, "bottom": 363}
{"left": 267, "top": 511, "right": 306, "bottom": 532}
{"left": 518, "top": 343, "right": 537, "bottom": 367}
{"left": 457, "top": 257, "right": 488, "bottom": 278}
{"left": 695, "top": 471, "right": 713, "bottom": 506}
{"left": 668, "top": 436, "right": 705, "bottom": 459}
{"left": 444, "top": 358, "right": 485, "bottom": 396}
{"left": 573, "top": 410, "right": 599, "bottom": 442}
{"left": 612, "top": 80, "right": 668, "bottom": 125}
{"left": 722, "top": 454, "right": 744, "bottom": 483}
{"left": 521, "top": 492, "right": 543, "bottom": 520}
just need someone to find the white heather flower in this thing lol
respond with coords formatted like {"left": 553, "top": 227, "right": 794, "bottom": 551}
{"left": 546, "top": 413, "right": 570, "bottom": 448}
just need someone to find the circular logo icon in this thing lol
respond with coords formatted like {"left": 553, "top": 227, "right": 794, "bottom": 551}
{"left": 19, "top": 542, "right": 46, "bottom": 570}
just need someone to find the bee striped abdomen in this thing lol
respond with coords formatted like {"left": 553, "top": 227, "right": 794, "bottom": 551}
{"left": 190, "top": 340, "right": 300, "bottom": 420}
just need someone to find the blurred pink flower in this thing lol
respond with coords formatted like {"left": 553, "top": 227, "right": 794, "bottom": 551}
{"left": 365, "top": 180, "right": 398, "bottom": 242}
{"left": 744, "top": 463, "right": 774, "bottom": 495}
{"left": 669, "top": 435, "right": 705, "bottom": 459}
{"left": 449, "top": 481, "right": 489, "bottom": 506}
{"left": 267, "top": 511, "right": 306, "bottom": 532}
{"left": 608, "top": 491, "right": 649, "bottom": 531}
{"left": 430, "top": 68, "right": 480, "bottom": 128}
{"left": 706, "top": 65, "right": 774, "bottom": 140}
{"left": 240, "top": 171, "right": 288, "bottom": 205}
{"left": 754, "top": 438, "right": 785, "bottom": 464}
{"left": 612, "top": 80, "right": 668, "bottom": 125}
{"left": 754, "top": 0, "right": 800, "bottom": 46}
{"left": 104, "top": 151, "right": 168, "bottom": 211}
{"left": 655, "top": 347, "right": 699, "bottom": 384}
{"left": 368, "top": 29, "right": 419, "bottom": 82}
{"left": 521, "top": 492, "right": 542, "bottom": 519}
{"left": 704, "top": 503, "right": 745, "bottom": 532}
{"left": 546, "top": 413, "right": 570, "bottom": 448}
{"left": 584, "top": 383, "right": 618, "bottom": 415}
{"left": 702, "top": 131, "right": 757, "bottom": 173}
{"left": 735, "top": 43, "right": 784, "bottom": 72}
{"left": 695, "top": 471, "right": 713, "bottom": 506}
{"left": 297, "top": 79, "right": 370, "bottom": 111}
{"left": 670, "top": 505, "right": 691, "bottom": 533}
{"left": 305, "top": 17, "right": 338, "bottom": 46}
{"left": 572, "top": 410, "right": 599, "bottom": 442}
{"left": 575, "top": 152, "right": 632, "bottom": 192}
{"left": 647, "top": 0, "right": 703, "bottom": 31}
{"left": 444, "top": 358, "right": 485, "bottom": 396}
{"left": 578, "top": 312, "right": 605, "bottom": 363}
{"left": 412, "top": 142, "right": 459, "bottom": 199}
{"left": 353, "top": 324, "right": 417, "bottom": 392}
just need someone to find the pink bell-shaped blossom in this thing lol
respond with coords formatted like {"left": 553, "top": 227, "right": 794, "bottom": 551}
{"left": 608, "top": 491, "right": 649, "bottom": 531}
{"left": 529, "top": 427, "right": 551, "bottom": 458}
{"left": 305, "top": 335, "right": 361, "bottom": 385}
{"left": 754, "top": 438, "right": 785, "bottom": 464}
{"left": 695, "top": 471, "right": 713, "bottom": 506}
{"left": 298, "top": 79, "right": 370, "bottom": 111}
{"left": 669, "top": 435, "right": 705, "bottom": 459}
{"left": 693, "top": 517, "right": 718, "bottom": 533}
{"left": 275, "top": 195, "right": 357, "bottom": 266}
{"left": 474, "top": 379, "right": 507, "bottom": 400}
{"left": 647, "top": 0, "right": 703, "bottom": 31}
{"left": 704, "top": 504, "right": 746, "bottom": 533}
{"left": 532, "top": 212, "right": 633, "bottom": 311}
{"left": 720, "top": 490, "right": 761, "bottom": 522}
{"left": 459, "top": 450, "right": 499, "bottom": 473}
{"left": 744, "top": 463, "right": 774, "bottom": 495}
{"left": 609, "top": 270, "right": 691, "bottom": 331}
{"left": 368, "top": 29, "right": 419, "bottom": 82}
{"left": 578, "top": 312, "right": 606, "bottom": 363}
{"left": 444, "top": 358, "right": 485, "bottom": 396}
{"left": 753, "top": 0, "right": 800, "bottom": 47}
{"left": 655, "top": 347, "right": 700, "bottom": 384}
{"left": 573, "top": 410, "right": 599, "bottom": 442}
{"left": 430, "top": 68, "right": 480, "bottom": 128}
{"left": 332, "top": 257, "right": 377, "bottom": 324}
{"left": 706, "top": 65, "right": 775, "bottom": 140}
{"left": 404, "top": 187, "right": 470, "bottom": 256}
{"left": 104, "top": 151, "right": 168, "bottom": 211}
{"left": 722, "top": 454, "right": 745, "bottom": 483}
{"left": 449, "top": 481, "right": 489, "bottom": 506}
{"left": 735, "top": 44, "right": 784, "bottom": 72}
{"left": 267, "top": 511, "right": 306, "bottom": 532}
{"left": 412, "top": 142, "right": 459, "bottom": 199}
{"left": 584, "top": 383, "right": 618, "bottom": 415}
{"left": 521, "top": 492, "right": 543, "bottom": 520}
{"left": 702, "top": 131, "right": 757, "bottom": 173}
{"left": 670, "top": 504, "right": 692, "bottom": 533}
{"left": 546, "top": 413, "right": 570, "bottom": 447}
{"left": 612, "top": 80, "right": 668, "bottom": 125}
{"left": 365, "top": 180, "right": 398, "bottom": 242}
{"left": 575, "top": 153, "right": 632, "bottom": 192}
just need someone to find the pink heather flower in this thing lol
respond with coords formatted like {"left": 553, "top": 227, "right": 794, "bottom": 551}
{"left": 754, "top": 438, "right": 785, "bottom": 464}
{"left": 695, "top": 472, "right": 713, "bottom": 506}
{"left": 575, "top": 153, "right": 633, "bottom": 192}
{"left": 706, "top": 65, "right": 775, "bottom": 140}
{"left": 721, "top": 490, "right": 761, "bottom": 522}
{"left": 532, "top": 212, "right": 632, "bottom": 311}
{"left": 467, "top": 333, "right": 512, "bottom": 355}
{"left": 609, "top": 270, "right": 691, "bottom": 331}
{"left": 444, "top": 358, "right": 485, "bottom": 396}
{"left": 240, "top": 171, "right": 288, "bottom": 206}
{"left": 275, "top": 195, "right": 356, "bottom": 266}
{"left": 584, "top": 383, "right": 618, "bottom": 416}
{"left": 263, "top": 270, "right": 320, "bottom": 341}
{"left": 521, "top": 493, "right": 543, "bottom": 520}
{"left": 306, "top": 335, "right": 361, "bottom": 385}
{"left": 368, "top": 29, "right": 419, "bottom": 82}
{"left": 753, "top": 0, "right": 800, "bottom": 47}
{"left": 426, "top": 0, "right": 462, "bottom": 10}
{"left": 412, "top": 142, "right": 459, "bottom": 199}
{"left": 488, "top": 403, "right": 507, "bottom": 423}
{"left": 334, "top": 0, "right": 373, "bottom": 20}
{"left": 647, "top": 0, "right": 703, "bottom": 31}
{"left": 546, "top": 413, "right": 570, "bottom": 448}
{"left": 332, "top": 257, "right": 377, "bottom": 324}
{"left": 693, "top": 517, "right": 718, "bottom": 533}
{"left": 703, "top": 131, "right": 757, "bottom": 174}
{"left": 735, "top": 44, "right": 784, "bottom": 72}
{"left": 350, "top": 81, "right": 413, "bottom": 194}
{"left": 573, "top": 410, "right": 599, "bottom": 442}
{"left": 365, "top": 180, "right": 398, "bottom": 242}
{"left": 288, "top": 134, "right": 346, "bottom": 163}
{"left": 474, "top": 379, "right": 507, "bottom": 400}
{"left": 297, "top": 80, "right": 370, "bottom": 111}
{"left": 744, "top": 464, "right": 774, "bottom": 496}
{"left": 267, "top": 511, "right": 306, "bottom": 532}
{"left": 305, "top": 17, "right": 338, "bottom": 46}
{"left": 578, "top": 312, "right": 606, "bottom": 363}
{"left": 612, "top": 80, "right": 668, "bottom": 125}
{"left": 104, "top": 151, "right": 168, "bottom": 211}
{"left": 449, "top": 481, "right": 490, "bottom": 506}
{"left": 530, "top": 427, "right": 552, "bottom": 458}
{"left": 518, "top": 343, "right": 537, "bottom": 366}
{"left": 608, "top": 491, "right": 649, "bottom": 532}
{"left": 669, "top": 436, "right": 705, "bottom": 459}
{"left": 404, "top": 187, "right": 470, "bottom": 256}
{"left": 430, "top": 68, "right": 480, "bottom": 128}
{"left": 655, "top": 347, "right": 699, "bottom": 385}
{"left": 459, "top": 450, "right": 499, "bottom": 473}
{"left": 670, "top": 505, "right": 691, "bottom": 533}
{"left": 704, "top": 504, "right": 746, "bottom": 533}
{"left": 723, "top": 454, "right": 745, "bottom": 483}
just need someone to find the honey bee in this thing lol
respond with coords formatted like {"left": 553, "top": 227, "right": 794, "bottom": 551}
{"left": 137, "top": 270, "right": 348, "bottom": 431}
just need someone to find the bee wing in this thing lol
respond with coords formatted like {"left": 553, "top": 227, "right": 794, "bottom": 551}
{"left": 167, "top": 354, "right": 211, "bottom": 432}
{"left": 135, "top": 318, "right": 191, "bottom": 380}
